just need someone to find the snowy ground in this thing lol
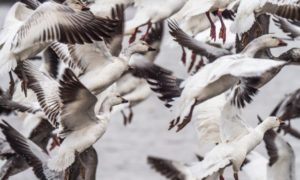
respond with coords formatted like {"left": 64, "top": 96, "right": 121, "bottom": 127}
{"left": 0, "top": 3, "right": 300, "bottom": 180}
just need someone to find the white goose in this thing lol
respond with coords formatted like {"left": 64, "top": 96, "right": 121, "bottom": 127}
{"left": 22, "top": 67, "right": 128, "bottom": 171}
{"left": 188, "top": 116, "right": 283, "bottom": 180}
{"left": 169, "top": 57, "right": 286, "bottom": 132}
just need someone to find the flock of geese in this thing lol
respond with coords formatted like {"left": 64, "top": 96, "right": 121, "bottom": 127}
{"left": 0, "top": 0, "right": 300, "bottom": 179}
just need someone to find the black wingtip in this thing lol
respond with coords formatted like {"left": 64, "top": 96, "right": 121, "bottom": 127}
{"left": 231, "top": 85, "right": 258, "bottom": 108}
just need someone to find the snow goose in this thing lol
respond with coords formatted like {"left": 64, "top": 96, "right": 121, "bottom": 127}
{"left": 125, "top": 0, "right": 186, "bottom": 43}
{"left": 0, "top": 120, "right": 63, "bottom": 180}
{"left": 55, "top": 39, "right": 181, "bottom": 107}
{"left": 0, "top": 0, "right": 118, "bottom": 95}
{"left": 23, "top": 67, "right": 128, "bottom": 171}
{"left": 187, "top": 116, "right": 283, "bottom": 180}
{"left": 168, "top": 21, "right": 288, "bottom": 73}
{"left": 231, "top": 0, "right": 300, "bottom": 34}
{"left": 171, "top": 0, "right": 237, "bottom": 43}
{"left": 115, "top": 23, "right": 165, "bottom": 124}
{"left": 169, "top": 57, "right": 287, "bottom": 132}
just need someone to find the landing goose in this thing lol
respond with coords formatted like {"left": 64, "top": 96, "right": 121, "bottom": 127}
{"left": 23, "top": 67, "right": 128, "bottom": 170}
{"left": 169, "top": 57, "right": 286, "bottom": 131}
{"left": 0, "top": 0, "right": 118, "bottom": 95}
{"left": 231, "top": 0, "right": 300, "bottom": 34}
{"left": 125, "top": 0, "right": 186, "bottom": 43}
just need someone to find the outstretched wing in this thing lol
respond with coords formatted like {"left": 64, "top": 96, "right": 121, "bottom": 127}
{"left": 0, "top": 120, "right": 49, "bottom": 180}
{"left": 147, "top": 156, "right": 191, "bottom": 180}
{"left": 273, "top": 17, "right": 300, "bottom": 38}
{"left": 189, "top": 145, "right": 233, "bottom": 179}
{"left": 23, "top": 61, "right": 60, "bottom": 127}
{"left": 168, "top": 21, "right": 231, "bottom": 61}
{"left": 130, "top": 58, "right": 182, "bottom": 107}
{"left": 59, "top": 69, "right": 98, "bottom": 133}
{"left": 262, "top": 2, "right": 300, "bottom": 21}
{"left": 12, "top": 2, "right": 118, "bottom": 50}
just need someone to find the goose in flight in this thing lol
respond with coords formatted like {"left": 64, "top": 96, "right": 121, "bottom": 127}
{"left": 169, "top": 56, "right": 287, "bottom": 132}
{"left": 168, "top": 21, "right": 288, "bottom": 73}
{"left": 187, "top": 116, "right": 283, "bottom": 180}
{"left": 22, "top": 66, "right": 128, "bottom": 171}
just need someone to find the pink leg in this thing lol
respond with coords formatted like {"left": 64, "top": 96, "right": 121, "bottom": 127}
{"left": 217, "top": 10, "right": 226, "bottom": 44}
{"left": 129, "top": 27, "right": 139, "bottom": 44}
{"left": 206, "top": 12, "right": 216, "bottom": 41}
{"left": 140, "top": 21, "right": 152, "bottom": 40}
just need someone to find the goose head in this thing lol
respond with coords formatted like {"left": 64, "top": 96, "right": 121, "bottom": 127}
{"left": 107, "top": 93, "right": 129, "bottom": 106}
{"left": 100, "top": 93, "right": 128, "bottom": 112}
{"left": 253, "top": 34, "right": 288, "bottom": 48}
{"left": 127, "top": 40, "right": 156, "bottom": 54}
{"left": 64, "top": 0, "right": 90, "bottom": 11}
{"left": 260, "top": 116, "right": 284, "bottom": 131}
